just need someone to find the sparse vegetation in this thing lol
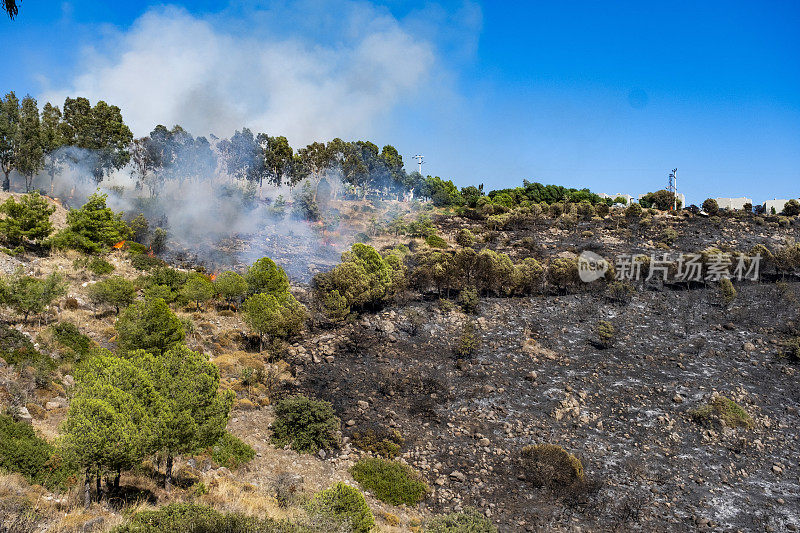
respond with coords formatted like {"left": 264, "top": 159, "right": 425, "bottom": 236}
{"left": 306, "top": 482, "right": 375, "bottom": 533}
{"left": 425, "top": 508, "right": 497, "bottom": 533}
{"left": 210, "top": 431, "right": 256, "bottom": 469}
{"left": 690, "top": 395, "right": 753, "bottom": 428}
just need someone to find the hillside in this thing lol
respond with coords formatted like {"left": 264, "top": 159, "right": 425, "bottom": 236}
{"left": 0, "top": 193, "right": 799, "bottom": 533}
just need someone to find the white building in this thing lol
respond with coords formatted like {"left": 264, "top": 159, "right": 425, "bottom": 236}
{"left": 763, "top": 199, "right": 796, "bottom": 215}
{"left": 599, "top": 193, "right": 634, "bottom": 205}
{"left": 715, "top": 197, "right": 753, "bottom": 211}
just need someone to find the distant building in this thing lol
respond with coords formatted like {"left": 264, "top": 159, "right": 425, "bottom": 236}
{"left": 599, "top": 193, "right": 634, "bottom": 205}
{"left": 763, "top": 198, "right": 796, "bottom": 215}
{"left": 715, "top": 197, "right": 753, "bottom": 211}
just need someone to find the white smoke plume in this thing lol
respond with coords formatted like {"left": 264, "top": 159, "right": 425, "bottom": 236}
{"left": 41, "top": 2, "right": 437, "bottom": 144}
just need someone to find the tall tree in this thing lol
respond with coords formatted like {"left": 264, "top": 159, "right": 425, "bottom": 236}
{"left": 258, "top": 134, "right": 293, "bottom": 188}
{"left": 126, "top": 346, "right": 233, "bottom": 490}
{"left": 16, "top": 96, "right": 44, "bottom": 192}
{"left": 40, "top": 102, "right": 64, "bottom": 194}
{"left": 115, "top": 297, "right": 185, "bottom": 355}
{"left": 0, "top": 92, "right": 20, "bottom": 191}
{"left": 60, "top": 97, "right": 133, "bottom": 183}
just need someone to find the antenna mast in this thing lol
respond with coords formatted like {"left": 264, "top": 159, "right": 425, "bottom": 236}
{"left": 413, "top": 154, "right": 424, "bottom": 174}
{"left": 668, "top": 168, "right": 678, "bottom": 211}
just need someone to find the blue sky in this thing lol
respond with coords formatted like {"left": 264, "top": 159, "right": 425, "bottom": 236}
{"left": 2, "top": 0, "right": 799, "bottom": 204}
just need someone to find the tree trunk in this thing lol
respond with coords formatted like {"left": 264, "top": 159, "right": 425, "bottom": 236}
{"left": 96, "top": 470, "right": 102, "bottom": 501}
{"left": 114, "top": 470, "right": 121, "bottom": 492}
{"left": 2, "top": 170, "right": 9, "bottom": 192}
{"left": 84, "top": 469, "right": 91, "bottom": 508}
{"left": 165, "top": 455, "right": 173, "bottom": 491}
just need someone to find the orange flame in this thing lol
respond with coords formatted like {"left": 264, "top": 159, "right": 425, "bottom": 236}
{"left": 147, "top": 247, "right": 154, "bottom": 257}
{"left": 209, "top": 273, "right": 218, "bottom": 281}
{"left": 112, "top": 240, "right": 126, "bottom": 249}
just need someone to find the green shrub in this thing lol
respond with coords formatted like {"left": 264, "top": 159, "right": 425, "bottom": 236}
{"left": 690, "top": 395, "right": 753, "bottom": 428}
{"left": 115, "top": 298, "right": 185, "bottom": 355}
{"left": 0, "top": 324, "right": 49, "bottom": 368}
{"left": 702, "top": 198, "right": 719, "bottom": 215}
{"left": 0, "top": 271, "right": 67, "bottom": 321}
{"left": 719, "top": 278, "right": 737, "bottom": 306}
{"left": 425, "top": 508, "right": 497, "bottom": 533}
{"left": 784, "top": 337, "right": 800, "bottom": 361}
{"left": 456, "top": 321, "right": 480, "bottom": 357}
{"left": 130, "top": 252, "right": 166, "bottom": 271}
{"left": 127, "top": 241, "right": 148, "bottom": 254}
{"left": 425, "top": 234, "right": 448, "bottom": 249}
{"left": 211, "top": 432, "right": 255, "bottom": 469}
{"left": 306, "top": 482, "right": 374, "bottom": 533}
{"left": 74, "top": 256, "right": 115, "bottom": 275}
{"left": 112, "top": 503, "right": 302, "bottom": 533}
{"left": 457, "top": 286, "right": 479, "bottom": 314}
{"left": 455, "top": 229, "right": 475, "bottom": 247}
{"left": 271, "top": 395, "right": 340, "bottom": 453}
{"left": 0, "top": 192, "right": 56, "bottom": 247}
{"left": 49, "top": 193, "right": 132, "bottom": 254}
{"left": 625, "top": 203, "right": 642, "bottom": 220}
{"left": 595, "top": 320, "right": 615, "bottom": 349}
{"left": 351, "top": 457, "right": 428, "bottom": 506}
{"left": 351, "top": 426, "right": 405, "bottom": 459}
{"left": 46, "top": 322, "right": 96, "bottom": 362}
{"left": 0, "top": 414, "right": 75, "bottom": 490}
{"left": 520, "top": 444, "right": 584, "bottom": 488}
{"left": 87, "top": 276, "right": 137, "bottom": 314}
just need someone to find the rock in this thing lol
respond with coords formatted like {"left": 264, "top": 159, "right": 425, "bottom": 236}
{"left": 743, "top": 342, "right": 756, "bottom": 352}
{"left": 450, "top": 470, "right": 466, "bottom": 482}
{"left": 318, "top": 449, "right": 327, "bottom": 460}
{"left": 16, "top": 407, "right": 33, "bottom": 424}
{"left": 772, "top": 465, "right": 783, "bottom": 475}
{"left": 672, "top": 394, "right": 683, "bottom": 404}
{"left": 62, "top": 374, "right": 75, "bottom": 387}
{"left": 478, "top": 438, "right": 490, "bottom": 446}
{"left": 525, "top": 371, "right": 537, "bottom": 381}
{"left": 82, "top": 516, "right": 105, "bottom": 531}
{"left": 357, "top": 400, "right": 369, "bottom": 410}
{"left": 0, "top": 357, "right": 6, "bottom": 368}
{"left": 45, "top": 401, "right": 61, "bottom": 411}
{"left": 346, "top": 419, "right": 356, "bottom": 427}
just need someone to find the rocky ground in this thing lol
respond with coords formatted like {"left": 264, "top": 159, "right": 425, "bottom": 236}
{"left": 292, "top": 282, "right": 800, "bottom": 532}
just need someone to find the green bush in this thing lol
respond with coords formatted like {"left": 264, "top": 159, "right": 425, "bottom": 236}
{"left": 211, "top": 432, "right": 255, "bottom": 469}
{"left": 595, "top": 320, "right": 615, "bottom": 349}
{"left": 0, "top": 324, "right": 49, "bottom": 368}
{"left": 519, "top": 444, "right": 584, "bottom": 488}
{"left": 351, "top": 426, "right": 405, "bottom": 459}
{"left": 112, "top": 503, "right": 303, "bottom": 533}
{"left": 425, "top": 234, "right": 448, "bottom": 249}
{"left": 87, "top": 276, "right": 137, "bottom": 314}
{"left": 719, "top": 278, "right": 737, "bottom": 306}
{"left": 425, "top": 508, "right": 497, "bottom": 533}
{"left": 306, "top": 482, "right": 374, "bottom": 533}
{"left": 0, "top": 192, "right": 56, "bottom": 247}
{"left": 49, "top": 193, "right": 132, "bottom": 254}
{"left": 74, "top": 256, "right": 115, "bottom": 275}
{"left": 455, "top": 229, "right": 475, "bottom": 247}
{"left": 456, "top": 321, "right": 480, "bottom": 357}
{"left": 0, "top": 414, "right": 75, "bottom": 490}
{"left": 690, "top": 395, "right": 753, "bottom": 428}
{"left": 46, "top": 322, "right": 96, "bottom": 362}
{"left": 350, "top": 457, "right": 428, "bottom": 506}
{"left": 129, "top": 252, "right": 166, "bottom": 271}
{"left": 0, "top": 271, "right": 67, "bottom": 321}
{"left": 271, "top": 395, "right": 340, "bottom": 454}
{"left": 457, "top": 287, "right": 479, "bottom": 314}
{"left": 115, "top": 297, "right": 185, "bottom": 355}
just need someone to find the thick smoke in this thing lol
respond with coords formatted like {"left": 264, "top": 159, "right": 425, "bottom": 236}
{"left": 41, "top": 3, "right": 436, "bottom": 144}
{"left": 29, "top": 140, "right": 352, "bottom": 281}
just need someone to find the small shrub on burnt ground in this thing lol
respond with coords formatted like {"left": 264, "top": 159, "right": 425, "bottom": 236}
{"left": 403, "top": 309, "right": 426, "bottom": 336}
{"left": 273, "top": 473, "right": 304, "bottom": 508}
{"left": 718, "top": 278, "right": 737, "bottom": 306}
{"left": 351, "top": 425, "right": 405, "bottom": 459}
{"left": 519, "top": 444, "right": 585, "bottom": 488}
{"left": 271, "top": 395, "right": 341, "bottom": 454}
{"left": 305, "top": 482, "right": 374, "bottom": 533}
{"left": 424, "top": 508, "right": 497, "bottom": 532}
{"left": 457, "top": 286, "right": 479, "bottom": 314}
{"left": 690, "top": 395, "right": 753, "bottom": 429}
{"left": 351, "top": 457, "right": 428, "bottom": 506}
{"left": 73, "top": 256, "right": 115, "bottom": 276}
{"left": 783, "top": 337, "right": 800, "bottom": 362}
{"left": 593, "top": 320, "right": 615, "bottom": 349}
{"left": 606, "top": 281, "right": 635, "bottom": 305}
{"left": 455, "top": 321, "right": 480, "bottom": 357}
